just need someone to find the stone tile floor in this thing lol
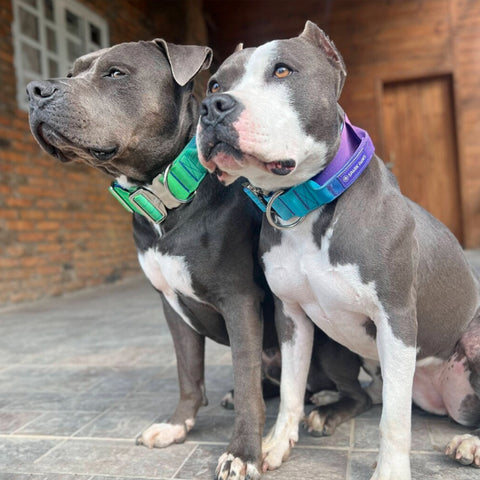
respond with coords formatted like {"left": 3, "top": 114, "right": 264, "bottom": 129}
{"left": 0, "top": 250, "right": 479, "bottom": 480}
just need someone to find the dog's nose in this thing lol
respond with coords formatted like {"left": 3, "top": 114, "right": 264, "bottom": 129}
{"left": 200, "top": 94, "right": 237, "bottom": 126}
{"left": 26, "top": 81, "right": 58, "bottom": 106}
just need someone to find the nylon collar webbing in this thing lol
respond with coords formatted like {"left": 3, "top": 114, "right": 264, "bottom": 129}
{"left": 109, "top": 137, "right": 206, "bottom": 224}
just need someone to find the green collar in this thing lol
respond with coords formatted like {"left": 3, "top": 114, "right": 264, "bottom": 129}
{"left": 109, "top": 137, "right": 207, "bottom": 224}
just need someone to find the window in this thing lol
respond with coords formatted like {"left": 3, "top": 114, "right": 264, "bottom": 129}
{"left": 12, "top": 0, "right": 109, "bottom": 110}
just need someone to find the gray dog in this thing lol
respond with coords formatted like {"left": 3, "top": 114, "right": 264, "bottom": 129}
{"left": 197, "top": 21, "right": 480, "bottom": 480}
{"left": 27, "top": 38, "right": 274, "bottom": 479}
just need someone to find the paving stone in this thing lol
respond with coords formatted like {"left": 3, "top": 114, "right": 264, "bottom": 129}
{"left": 0, "top": 366, "right": 103, "bottom": 396}
{"left": 14, "top": 411, "right": 98, "bottom": 436}
{"left": 0, "top": 437, "right": 59, "bottom": 469}
{"left": 426, "top": 415, "right": 476, "bottom": 451}
{"left": 0, "top": 474, "right": 92, "bottom": 480}
{"left": 352, "top": 411, "right": 434, "bottom": 451}
{"left": 4, "top": 392, "right": 123, "bottom": 413}
{"left": 112, "top": 392, "right": 180, "bottom": 415}
{"left": 73, "top": 410, "right": 157, "bottom": 440}
{"left": 187, "top": 415, "right": 235, "bottom": 443}
{"left": 32, "top": 439, "right": 195, "bottom": 477}
{"left": 0, "top": 411, "right": 42, "bottom": 433}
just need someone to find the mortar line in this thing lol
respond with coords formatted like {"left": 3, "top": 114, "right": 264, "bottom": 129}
{"left": 171, "top": 443, "right": 199, "bottom": 478}
{"left": 345, "top": 419, "right": 356, "bottom": 480}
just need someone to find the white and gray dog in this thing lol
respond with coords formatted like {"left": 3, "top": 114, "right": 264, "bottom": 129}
{"left": 197, "top": 20, "right": 480, "bottom": 480}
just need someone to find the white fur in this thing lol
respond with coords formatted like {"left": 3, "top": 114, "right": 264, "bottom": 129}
{"left": 263, "top": 213, "right": 380, "bottom": 360}
{"left": 216, "top": 453, "right": 261, "bottom": 480}
{"left": 263, "top": 312, "right": 314, "bottom": 469}
{"left": 375, "top": 320, "right": 416, "bottom": 480}
{"left": 138, "top": 420, "right": 192, "bottom": 448}
{"left": 138, "top": 248, "right": 201, "bottom": 333}
{"left": 446, "top": 434, "right": 480, "bottom": 467}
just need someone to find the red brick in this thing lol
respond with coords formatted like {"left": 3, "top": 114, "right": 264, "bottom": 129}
{"left": 36, "top": 221, "right": 60, "bottom": 231}
{"left": 6, "top": 220, "right": 35, "bottom": 231}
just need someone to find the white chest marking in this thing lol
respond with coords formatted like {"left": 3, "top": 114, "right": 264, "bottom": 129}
{"left": 262, "top": 213, "right": 382, "bottom": 359}
{"left": 138, "top": 248, "right": 200, "bottom": 332}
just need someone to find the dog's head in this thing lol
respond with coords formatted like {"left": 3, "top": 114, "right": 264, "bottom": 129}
{"left": 197, "top": 21, "right": 346, "bottom": 191}
{"left": 28, "top": 40, "right": 212, "bottom": 183}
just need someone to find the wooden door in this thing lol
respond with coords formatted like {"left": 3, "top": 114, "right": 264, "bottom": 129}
{"left": 382, "top": 76, "right": 463, "bottom": 242}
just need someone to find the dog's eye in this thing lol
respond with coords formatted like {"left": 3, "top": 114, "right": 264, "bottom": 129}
{"left": 106, "top": 69, "right": 125, "bottom": 78}
{"left": 209, "top": 81, "right": 220, "bottom": 94}
{"left": 274, "top": 65, "right": 292, "bottom": 79}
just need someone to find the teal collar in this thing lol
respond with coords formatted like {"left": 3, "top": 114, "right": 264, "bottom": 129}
{"left": 109, "top": 137, "right": 206, "bottom": 224}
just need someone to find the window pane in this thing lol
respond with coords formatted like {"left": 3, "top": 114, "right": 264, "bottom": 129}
{"left": 65, "top": 9, "right": 81, "bottom": 37}
{"left": 67, "top": 39, "right": 82, "bottom": 62}
{"left": 21, "top": 42, "right": 42, "bottom": 73}
{"left": 43, "top": 0, "right": 54, "bottom": 21}
{"left": 19, "top": 7, "right": 39, "bottom": 41}
{"left": 89, "top": 23, "right": 101, "bottom": 47}
{"left": 48, "top": 59, "right": 59, "bottom": 78}
{"left": 46, "top": 27, "right": 57, "bottom": 52}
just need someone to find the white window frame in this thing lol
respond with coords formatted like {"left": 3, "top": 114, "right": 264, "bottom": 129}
{"left": 12, "top": 0, "right": 109, "bottom": 111}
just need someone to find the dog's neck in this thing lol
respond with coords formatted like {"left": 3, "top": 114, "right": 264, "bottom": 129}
{"left": 243, "top": 111, "right": 375, "bottom": 230}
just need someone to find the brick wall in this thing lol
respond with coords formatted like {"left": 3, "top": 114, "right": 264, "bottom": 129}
{"left": 0, "top": 0, "right": 190, "bottom": 305}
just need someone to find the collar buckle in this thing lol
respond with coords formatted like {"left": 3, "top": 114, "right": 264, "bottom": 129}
{"left": 129, "top": 187, "right": 167, "bottom": 224}
{"left": 243, "top": 182, "right": 269, "bottom": 209}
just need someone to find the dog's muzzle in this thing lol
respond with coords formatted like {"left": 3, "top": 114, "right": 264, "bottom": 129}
{"left": 200, "top": 94, "right": 238, "bottom": 127}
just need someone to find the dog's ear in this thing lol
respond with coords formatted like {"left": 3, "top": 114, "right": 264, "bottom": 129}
{"left": 153, "top": 39, "right": 213, "bottom": 87}
{"left": 299, "top": 21, "right": 347, "bottom": 97}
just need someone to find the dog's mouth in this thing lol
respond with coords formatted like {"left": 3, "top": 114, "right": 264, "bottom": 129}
{"left": 205, "top": 141, "right": 296, "bottom": 180}
{"left": 265, "top": 159, "right": 296, "bottom": 176}
{"left": 34, "top": 123, "right": 118, "bottom": 163}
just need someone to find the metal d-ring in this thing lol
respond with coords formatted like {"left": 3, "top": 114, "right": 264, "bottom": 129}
{"left": 163, "top": 163, "right": 195, "bottom": 204}
{"left": 265, "top": 190, "right": 305, "bottom": 230}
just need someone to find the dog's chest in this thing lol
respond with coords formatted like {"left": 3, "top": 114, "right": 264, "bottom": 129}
{"left": 138, "top": 246, "right": 203, "bottom": 333}
{"left": 261, "top": 215, "right": 380, "bottom": 359}
{"left": 138, "top": 247, "right": 197, "bottom": 299}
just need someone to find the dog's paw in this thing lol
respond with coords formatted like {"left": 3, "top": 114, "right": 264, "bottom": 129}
{"left": 261, "top": 421, "right": 299, "bottom": 471}
{"left": 309, "top": 390, "right": 341, "bottom": 407}
{"left": 136, "top": 420, "right": 193, "bottom": 448}
{"left": 303, "top": 408, "right": 337, "bottom": 437}
{"left": 215, "top": 452, "right": 261, "bottom": 480}
{"left": 221, "top": 390, "right": 235, "bottom": 410}
{"left": 445, "top": 433, "right": 480, "bottom": 467}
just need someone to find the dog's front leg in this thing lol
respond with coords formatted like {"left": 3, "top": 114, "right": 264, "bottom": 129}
{"left": 137, "top": 296, "right": 206, "bottom": 448}
{"left": 372, "top": 311, "right": 417, "bottom": 480}
{"left": 262, "top": 299, "right": 314, "bottom": 471}
{"left": 215, "top": 294, "right": 265, "bottom": 480}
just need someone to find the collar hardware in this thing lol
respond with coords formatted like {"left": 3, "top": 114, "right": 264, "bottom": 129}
{"left": 130, "top": 187, "right": 168, "bottom": 224}
{"left": 265, "top": 190, "right": 304, "bottom": 230}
